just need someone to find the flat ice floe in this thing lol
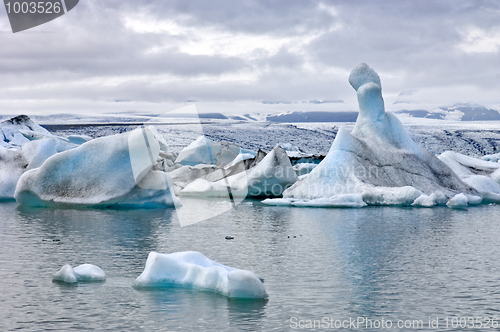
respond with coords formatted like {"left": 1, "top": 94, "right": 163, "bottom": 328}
{"left": 52, "top": 264, "right": 106, "bottom": 283}
{"left": 133, "top": 251, "right": 268, "bottom": 299}
{"left": 273, "top": 63, "right": 484, "bottom": 208}
{"left": 15, "top": 127, "right": 180, "bottom": 208}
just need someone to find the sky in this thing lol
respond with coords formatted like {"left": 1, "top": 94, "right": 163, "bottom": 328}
{"left": 1, "top": 0, "right": 500, "bottom": 117}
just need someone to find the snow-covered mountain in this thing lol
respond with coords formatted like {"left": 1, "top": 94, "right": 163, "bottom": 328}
{"left": 396, "top": 103, "right": 500, "bottom": 121}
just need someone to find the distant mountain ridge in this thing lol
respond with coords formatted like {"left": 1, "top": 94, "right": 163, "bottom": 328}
{"left": 396, "top": 103, "right": 500, "bottom": 121}
{"left": 192, "top": 111, "right": 360, "bottom": 122}
{"left": 266, "top": 111, "right": 358, "bottom": 122}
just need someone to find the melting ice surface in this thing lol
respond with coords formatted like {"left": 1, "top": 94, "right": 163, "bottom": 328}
{"left": 133, "top": 251, "right": 268, "bottom": 299}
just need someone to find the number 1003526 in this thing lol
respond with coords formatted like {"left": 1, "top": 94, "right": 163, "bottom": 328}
{"left": 5, "top": 2, "right": 62, "bottom": 14}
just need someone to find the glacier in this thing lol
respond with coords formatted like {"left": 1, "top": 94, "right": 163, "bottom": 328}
{"left": 15, "top": 127, "right": 180, "bottom": 208}
{"left": 277, "top": 63, "right": 484, "bottom": 207}
{"left": 133, "top": 251, "right": 268, "bottom": 299}
{"left": 52, "top": 264, "right": 106, "bottom": 283}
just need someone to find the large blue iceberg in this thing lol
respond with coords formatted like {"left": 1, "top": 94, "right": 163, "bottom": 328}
{"left": 15, "top": 127, "right": 180, "bottom": 208}
{"left": 270, "top": 63, "right": 488, "bottom": 208}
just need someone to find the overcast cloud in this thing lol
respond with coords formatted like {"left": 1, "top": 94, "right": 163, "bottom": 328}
{"left": 1, "top": 0, "right": 500, "bottom": 116}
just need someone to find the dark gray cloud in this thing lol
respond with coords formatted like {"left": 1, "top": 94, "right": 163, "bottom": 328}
{"left": 124, "top": 0, "right": 338, "bottom": 35}
{"left": 310, "top": 1, "right": 500, "bottom": 90}
{"left": 1, "top": 0, "right": 500, "bottom": 115}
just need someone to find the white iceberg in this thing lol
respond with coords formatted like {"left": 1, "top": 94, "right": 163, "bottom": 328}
{"left": 175, "top": 136, "right": 247, "bottom": 167}
{"left": 1, "top": 115, "right": 77, "bottom": 152}
{"left": 1, "top": 115, "right": 52, "bottom": 149}
{"left": 53, "top": 264, "right": 106, "bottom": 283}
{"left": 180, "top": 146, "right": 297, "bottom": 198}
{"left": 439, "top": 151, "right": 500, "bottom": 178}
{"left": 278, "top": 63, "right": 479, "bottom": 207}
{"left": 15, "top": 127, "right": 180, "bottom": 208}
{"left": 439, "top": 151, "right": 500, "bottom": 203}
{"left": 446, "top": 193, "right": 469, "bottom": 208}
{"left": 167, "top": 165, "right": 206, "bottom": 194}
{"left": 411, "top": 192, "right": 447, "bottom": 207}
{"left": 0, "top": 139, "right": 58, "bottom": 200}
{"left": 133, "top": 251, "right": 268, "bottom": 299}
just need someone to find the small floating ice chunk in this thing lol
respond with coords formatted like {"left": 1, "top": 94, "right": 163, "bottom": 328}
{"left": 466, "top": 194, "right": 482, "bottom": 205}
{"left": 73, "top": 264, "right": 106, "bottom": 281}
{"left": 361, "top": 186, "right": 423, "bottom": 206}
{"left": 261, "top": 198, "right": 295, "bottom": 206}
{"left": 446, "top": 193, "right": 469, "bottom": 208}
{"left": 53, "top": 264, "right": 79, "bottom": 283}
{"left": 412, "top": 194, "right": 436, "bottom": 207}
{"left": 133, "top": 251, "right": 268, "bottom": 299}
{"left": 52, "top": 264, "right": 106, "bottom": 283}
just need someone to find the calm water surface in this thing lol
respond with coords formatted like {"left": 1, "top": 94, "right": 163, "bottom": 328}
{"left": 1, "top": 202, "right": 500, "bottom": 331}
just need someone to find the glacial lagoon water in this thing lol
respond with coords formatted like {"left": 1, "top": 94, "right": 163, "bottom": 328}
{"left": 1, "top": 201, "right": 500, "bottom": 331}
